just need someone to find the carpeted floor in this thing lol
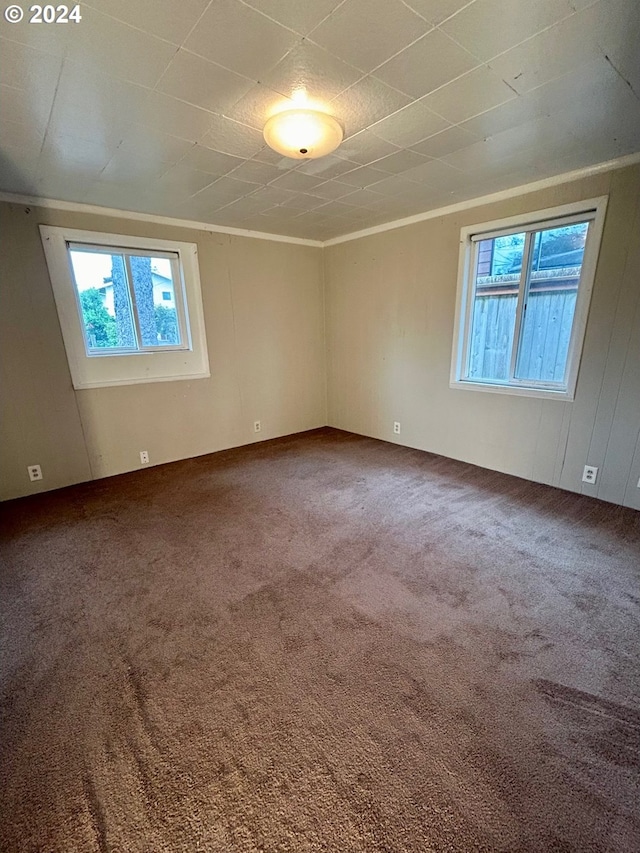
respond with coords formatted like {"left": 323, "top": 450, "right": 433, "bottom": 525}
{"left": 1, "top": 427, "right": 639, "bottom": 853}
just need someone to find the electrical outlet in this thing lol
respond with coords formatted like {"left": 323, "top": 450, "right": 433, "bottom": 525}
{"left": 27, "top": 464, "right": 43, "bottom": 482}
{"left": 582, "top": 465, "right": 598, "bottom": 484}
{"left": 254, "top": 421, "right": 261, "bottom": 433}
{"left": 637, "top": 477, "right": 640, "bottom": 489}
{"left": 140, "top": 451, "right": 149, "bottom": 464}
{"left": 393, "top": 421, "right": 401, "bottom": 435}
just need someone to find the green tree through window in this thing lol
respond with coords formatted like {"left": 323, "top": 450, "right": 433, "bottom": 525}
{"left": 79, "top": 288, "right": 116, "bottom": 348}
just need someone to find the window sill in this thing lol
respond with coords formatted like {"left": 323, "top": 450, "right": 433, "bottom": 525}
{"left": 450, "top": 379, "right": 574, "bottom": 401}
{"left": 74, "top": 370, "right": 211, "bottom": 390}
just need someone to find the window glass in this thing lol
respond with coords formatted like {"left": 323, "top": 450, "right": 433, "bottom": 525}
{"left": 515, "top": 223, "right": 588, "bottom": 384}
{"left": 69, "top": 249, "right": 136, "bottom": 351}
{"left": 151, "top": 259, "right": 180, "bottom": 346}
{"left": 467, "top": 232, "right": 525, "bottom": 382}
{"left": 70, "top": 248, "right": 183, "bottom": 353}
{"left": 127, "top": 255, "right": 181, "bottom": 348}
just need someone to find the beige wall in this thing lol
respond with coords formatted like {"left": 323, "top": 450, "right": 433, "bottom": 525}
{"left": 325, "top": 164, "right": 640, "bottom": 510}
{"left": 0, "top": 203, "right": 326, "bottom": 500}
{"left": 2, "top": 163, "right": 639, "bottom": 508}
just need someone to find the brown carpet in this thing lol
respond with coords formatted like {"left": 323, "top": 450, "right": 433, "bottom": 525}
{"left": 1, "top": 428, "right": 639, "bottom": 853}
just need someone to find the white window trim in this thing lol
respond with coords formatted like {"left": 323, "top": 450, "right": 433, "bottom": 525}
{"left": 40, "top": 226, "right": 210, "bottom": 389}
{"left": 450, "top": 196, "right": 608, "bottom": 401}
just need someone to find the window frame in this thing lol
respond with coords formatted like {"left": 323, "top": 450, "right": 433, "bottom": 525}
{"left": 450, "top": 196, "right": 608, "bottom": 401}
{"left": 40, "top": 226, "right": 210, "bottom": 389}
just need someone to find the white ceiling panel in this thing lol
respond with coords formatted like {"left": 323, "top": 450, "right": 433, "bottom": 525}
{"left": 360, "top": 173, "right": 423, "bottom": 196}
{"left": 308, "top": 180, "right": 360, "bottom": 200}
{"left": 156, "top": 50, "right": 254, "bottom": 113}
{"left": 100, "top": 130, "right": 194, "bottom": 183}
{"left": 0, "top": 37, "right": 62, "bottom": 96}
{"left": 219, "top": 193, "right": 280, "bottom": 216}
{"left": 184, "top": 0, "right": 298, "bottom": 80}
{"left": 224, "top": 84, "right": 296, "bottom": 130}
{"left": 46, "top": 62, "right": 148, "bottom": 147}
{"left": 337, "top": 187, "right": 385, "bottom": 206}
{"left": 0, "top": 82, "right": 50, "bottom": 134}
{"left": 526, "top": 56, "right": 637, "bottom": 128}
{"left": 35, "top": 173, "right": 94, "bottom": 201}
{"left": 133, "top": 90, "right": 217, "bottom": 144}
{"left": 0, "top": 119, "right": 44, "bottom": 163}
{"left": 269, "top": 171, "right": 326, "bottom": 192}
{"left": 0, "top": 160, "right": 37, "bottom": 200}
{"left": 0, "top": 15, "right": 73, "bottom": 55}
{"left": 370, "top": 149, "right": 432, "bottom": 174}
{"left": 308, "top": 0, "right": 430, "bottom": 74}
{"left": 258, "top": 205, "right": 304, "bottom": 221}
{"left": 179, "top": 145, "right": 243, "bottom": 176}
{"left": 440, "top": 0, "right": 576, "bottom": 62}
{"left": 402, "top": 0, "right": 477, "bottom": 26}
{"left": 337, "top": 165, "right": 392, "bottom": 188}
{"left": 373, "top": 28, "right": 478, "bottom": 98}
{"left": 420, "top": 65, "right": 517, "bottom": 124}
{"left": 148, "top": 164, "right": 219, "bottom": 202}
{"left": 487, "top": 6, "right": 602, "bottom": 95}
{"left": 37, "top": 133, "right": 118, "bottom": 183}
{"left": 224, "top": 158, "right": 293, "bottom": 184}
{"left": 0, "top": 39, "right": 62, "bottom": 151}
{"left": 296, "top": 155, "right": 361, "bottom": 180}
{"left": 410, "top": 125, "right": 480, "bottom": 158}
{"left": 261, "top": 39, "right": 364, "bottom": 103}
{"left": 198, "top": 117, "right": 266, "bottom": 159}
{"left": 83, "top": 179, "right": 164, "bottom": 210}
{"left": 441, "top": 128, "right": 543, "bottom": 173}
{"left": 369, "top": 100, "right": 451, "bottom": 147}
{"left": 482, "top": 115, "right": 579, "bottom": 164}
{"left": 311, "top": 199, "right": 362, "bottom": 217}
{"left": 336, "top": 130, "right": 400, "bottom": 165}
{"left": 0, "top": 0, "right": 638, "bottom": 242}
{"left": 66, "top": 7, "right": 179, "bottom": 88}
{"left": 402, "top": 158, "right": 470, "bottom": 190}
{"left": 83, "top": 0, "right": 210, "bottom": 44}
{"left": 457, "top": 81, "right": 561, "bottom": 139}
{"left": 248, "top": 185, "right": 299, "bottom": 206}
{"left": 279, "top": 193, "right": 327, "bottom": 211}
{"left": 591, "top": 0, "right": 640, "bottom": 96}
{"left": 240, "top": 0, "right": 344, "bottom": 37}
{"left": 329, "top": 76, "right": 412, "bottom": 137}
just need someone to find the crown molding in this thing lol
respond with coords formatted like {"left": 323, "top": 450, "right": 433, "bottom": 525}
{"left": 323, "top": 152, "right": 640, "bottom": 247}
{"left": 0, "top": 192, "right": 324, "bottom": 248}
{"left": 1, "top": 152, "right": 638, "bottom": 249}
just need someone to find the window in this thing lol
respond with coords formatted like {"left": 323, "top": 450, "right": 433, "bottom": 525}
{"left": 450, "top": 197, "right": 607, "bottom": 399}
{"left": 40, "top": 227, "right": 209, "bottom": 389}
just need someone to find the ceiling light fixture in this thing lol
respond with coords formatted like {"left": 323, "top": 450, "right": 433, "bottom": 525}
{"left": 263, "top": 108, "right": 343, "bottom": 160}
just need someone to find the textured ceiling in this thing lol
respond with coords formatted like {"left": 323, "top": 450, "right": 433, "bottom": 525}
{"left": 1, "top": 0, "right": 639, "bottom": 241}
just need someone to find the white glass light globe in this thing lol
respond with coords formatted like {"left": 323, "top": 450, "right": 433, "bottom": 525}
{"left": 263, "top": 109, "right": 343, "bottom": 159}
